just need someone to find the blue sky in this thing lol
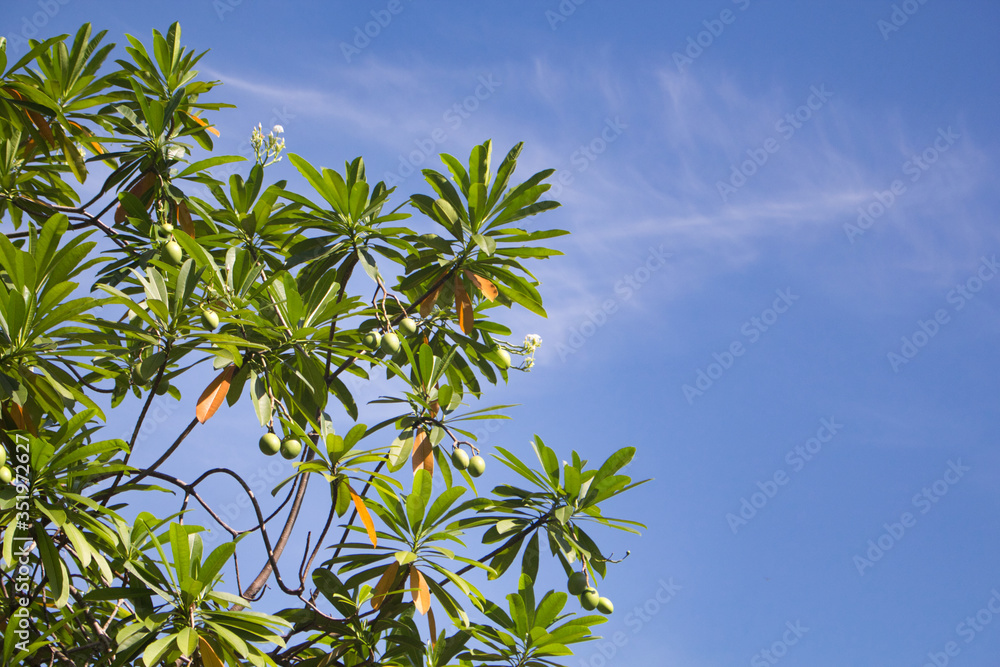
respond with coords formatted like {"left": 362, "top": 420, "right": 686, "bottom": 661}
{"left": 7, "top": 1, "right": 1000, "bottom": 664}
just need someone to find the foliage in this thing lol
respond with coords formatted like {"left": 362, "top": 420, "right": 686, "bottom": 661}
{"left": 0, "top": 23, "right": 646, "bottom": 666}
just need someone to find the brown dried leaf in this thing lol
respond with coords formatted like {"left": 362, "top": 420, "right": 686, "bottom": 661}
{"left": 410, "top": 566, "right": 431, "bottom": 615}
{"left": 455, "top": 275, "right": 473, "bottom": 335}
{"left": 196, "top": 365, "right": 234, "bottom": 423}
{"left": 411, "top": 428, "right": 434, "bottom": 477}
{"left": 372, "top": 561, "right": 400, "bottom": 610}
{"left": 464, "top": 270, "right": 499, "bottom": 301}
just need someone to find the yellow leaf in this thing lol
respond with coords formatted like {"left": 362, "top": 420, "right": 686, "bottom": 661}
{"left": 411, "top": 428, "right": 434, "bottom": 477}
{"left": 69, "top": 120, "right": 105, "bottom": 155}
{"left": 410, "top": 566, "right": 431, "bottom": 615}
{"left": 371, "top": 561, "right": 400, "bottom": 610}
{"left": 464, "top": 270, "right": 498, "bottom": 302}
{"left": 198, "top": 638, "right": 225, "bottom": 667}
{"left": 350, "top": 486, "right": 378, "bottom": 548}
{"left": 454, "top": 275, "right": 473, "bottom": 335}
{"left": 196, "top": 365, "right": 234, "bottom": 423}
{"left": 188, "top": 111, "right": 220, "bottom": 137}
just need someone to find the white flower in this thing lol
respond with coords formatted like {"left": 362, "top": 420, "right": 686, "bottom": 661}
{"left": 272, "top": 124, "right": 284, "bottom": 134}
{"left": 524, "top": 334, "right": 542, "bottom": 350}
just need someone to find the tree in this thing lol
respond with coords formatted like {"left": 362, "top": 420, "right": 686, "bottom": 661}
{"left": 0, "top": 23, "right": 646, "bottom": 666}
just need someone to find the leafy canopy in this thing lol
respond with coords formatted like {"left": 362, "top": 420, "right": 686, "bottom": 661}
{"left": 0, "top": 23, "right": 646, "bottom": 667}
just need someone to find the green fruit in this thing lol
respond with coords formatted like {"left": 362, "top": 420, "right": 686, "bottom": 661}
{"left": 163, "top": 240, "right": 183, "bottom": 265}
{"left": 596, "top": 597, "right": 614, "bottom": 615}
{"left": 280, "top": 438, "right": 302, "bottom": 460}
{"left": 451, "top": 448, "right": 470, "bottom": 470}
{"left": 567, "top": 572, "right": 588, "bottom": 596}
{"left": 496, "top": 349, "right": 511, "bottom": 369}
{"left": 399, "top": 317, "right": 418, "bottom": 335}
{"left": 154, "top": 381, "right": 169, "bottom": 396}
{"left": 0, "top": 466, "right": 11, "bottom": 484}
{"left": 580, "top": 588, "right": 600, "bottom": 611}
{"left": 363, "top": 332, "right": 381, "bottom": 349}
{"left": 259, "top": 433, "right": 281, "bottom": 456}
{"left": 201, "top": 309, "right": 220, "bottom": 330}
{"left": 468, "top": 455, "right": 486, "bottom": 477}
{"left": 161, "top": 222, "right": 174, "bottom": 233}
{"left": 381, "top": 331, "right": 401, "bottom": 354}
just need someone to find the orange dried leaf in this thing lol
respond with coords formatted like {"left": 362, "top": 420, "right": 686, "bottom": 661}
{"left": 455, "top": 275, "right": 474, "bottom": 335}
{"left": 27, "top": 111, "right": 54, "bottom": 145}
{"left": 419, "top": 285, "right": 442, "bottom": 318}
{"left": 350, "top": 486, "right": 378, "bottom": 548}
{"left": 177, "top": 201, "right": 195, "bottom": 238}
{"left": 464, "top": 270, "right": 499, "bottom": 302}
{"left": 188, "top": 111, "right": 220, "bottom": 137}
{"left": 8, "top": 402, "right": 36, "bottom": 436}
{"left": 428, "top": 607, "right": 438, "bottom": 647}
{"left": 410, "top": 566, "right": 431, "bottom": 615}
{"left": 198, "top": 638, "right": 225, "bottom": 667}
{"left": 372, "top": 561, "right": 400, "bottom": 610}
{"left": 196, "top": 365, "right": 234, "bottom": 423}
{"left": 411, "top": 428, "right": 434, "bottom": 477}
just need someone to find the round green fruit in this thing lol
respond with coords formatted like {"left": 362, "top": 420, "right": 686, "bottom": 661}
{"left": 163, "top": 240, "right": 183, "bottom": 265}
{"left": 201, "top": 309, "right": 220, "bottom": 330}
{"left": 496, "top": 349, "right": 511, "bottom": 369}
{"left": 596, "top": 597, "right": 614, "bottom": 615}
{"left": 580, "top": 588, "right": 600, "bottom": 611}
{"left": 381, "top": 331, "right": 401, "bottom": 354}
{"left": 399, "top": 317, "right": 418, "bottom": 335}
{"left": 259, "top": 433, "right": 281, "bottom": 456}
{"left": 0, "top": 466, "right": 11, "bottom": 484}
{"left": 161, "top": 222, "right": 174, "bottom": 233}
{"left": 468, "top": 455, "right": 486, "bottom": 477}
{"left": 280, "top": 438, "right": 302, "bottom": 460}
{"left": 451, "top": 448, "right": 470, "bottom": 470}
{"left": 363, "top": 332, "right": 381, "bottom": 349}
{"left": 567, "top": 572, "right": 588, "bottom": 596}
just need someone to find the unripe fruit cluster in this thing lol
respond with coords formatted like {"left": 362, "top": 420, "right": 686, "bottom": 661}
{"left": 567, "top": 572, "right": 613, "bottom": 615}
{"left": 450, "top": 446, "right": 486, "bottom": 477}
{"left": 364, "top": 317, "right": 418, "bottom": 355}
{"left": 259, "top": 432, "right": 301, "bottom": 459}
